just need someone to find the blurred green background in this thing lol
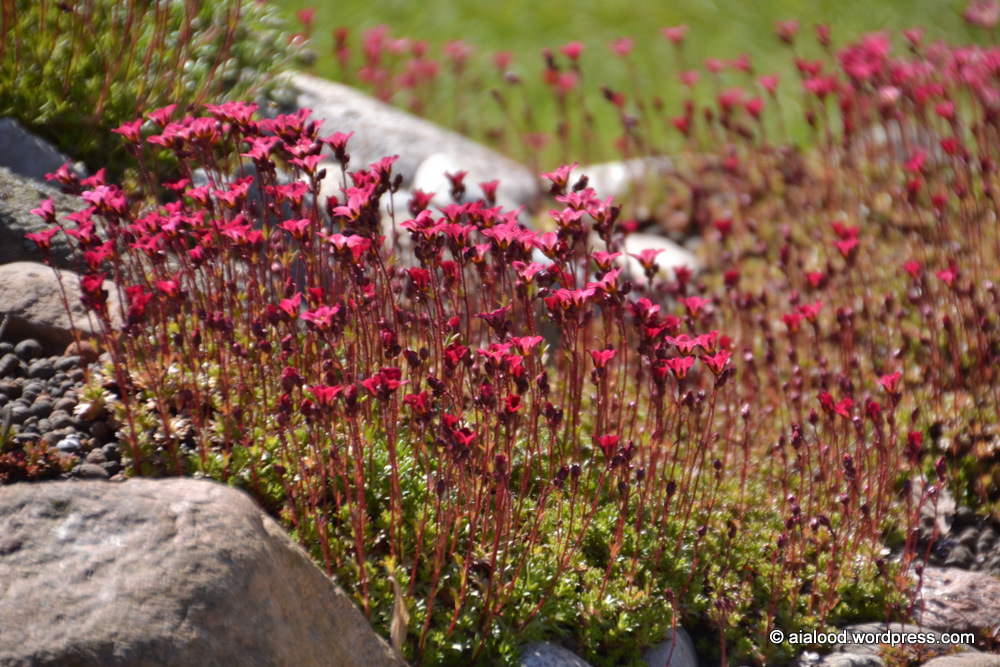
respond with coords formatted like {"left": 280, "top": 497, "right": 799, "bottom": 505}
{"left": 268, "top": 0, "right": 987, "bottom": 163}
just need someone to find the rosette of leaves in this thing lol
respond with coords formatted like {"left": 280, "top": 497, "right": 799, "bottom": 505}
{"left": 0, "top": 0, "right": 308, "bottom": 181}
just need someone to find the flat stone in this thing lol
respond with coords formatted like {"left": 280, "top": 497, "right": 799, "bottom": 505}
{"left": 0, "top": 478, "right": 406, "bottom": 666}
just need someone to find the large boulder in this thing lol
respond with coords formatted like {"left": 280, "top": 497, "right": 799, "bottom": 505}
{"left": 288, "top": 73, "right": 542, "bottom": 214}
{"left": 0, "top": 165, "right": 85, "bottom": 270}
{"left": 0, "top": 478, "right": 407, "bottom": 667}
{"left": 0, "top": 117, "right": 84, "bottom": 184}
{"left": 0, "top": 262, "right": 121, "bottom": 354}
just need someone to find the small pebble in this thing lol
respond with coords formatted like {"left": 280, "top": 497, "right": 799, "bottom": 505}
{"left": 101, "top": 443, "right": 121, "bottom": 462}
{"left": 0, "top": 354, "right": 23, "bottom": 377}
{"left": 944, "top": 544, "right": 974, "bottom": 568}
{"left": 26, "top": 359, "right": 56, "bottom": 381}
{"left": 56, "top": 435, "right": 82, "bottom": 454}
{"left": 68, "top": 368, "right": 85, "bottom": 382}
{"left": 85, "top": 448, "right": 106, "bottom": 465}
{"left": 89, "top": 420, "right": 110, "bottom": 442}
{"left": 0, "top": 379, "right": 21, "bottom": 399}
{"left": 54, "top": 356, "right": 82, "bottom": 373}
{"left": 21, "top": 381, "right": 46, "bottom": 403}
{"left": 8, "top": 405, "right": 31, "bottom": 425}
{"left": 75, "top": 463, "right": 109, "bottom": 480}
{"left": 13, "top": 339, "right": 43, "bottom": 362}
{"left": 36, "top": 418, "right": 52, "bottom": 433}
{"left": 958, "top": 527, "right": 979, "bottom": 550}
{"left": 47, "top": 410, "right": 75, "bottom": 431}
{"left": 0, "top": 342, "right": 12, "bottom": 355}
{"left": 54, "top": 397, "right": 77, "bottom": 413}
{"left": 64, "top": 340, "right": 99, "bottom": 364}
{"left": 29, "top": 398, "right": 54, "bottom": 419}
{"left": 41, "top": 431, "right": 62, "bottom": 447}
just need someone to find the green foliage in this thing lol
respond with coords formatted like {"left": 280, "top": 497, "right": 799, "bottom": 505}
{"left": 0, "top": 0, "right": 306, "bottom": 180}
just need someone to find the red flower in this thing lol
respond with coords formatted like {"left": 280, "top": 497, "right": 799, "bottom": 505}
{"left": 879, "top": 372, "right": 901, "bottom": 394}
{"left": 699, "top": 349, "right": 731, "bottom": 376}
{"left": 404, "top": 391, "right": 431, "bottom": 417}
{"left": 680, "top": 296, "right": 711, "bottom": 317}
{"left": 560, "top": 41, "right": 584, "bottom": 61}
{"left": 589, "top": 348, "right": 617, "bottom": 368}
{"left": 610, "top": 38, "right": 633, "bottom": 57}
{"left": 661, "top": 25, "right": 688, "bottom": 45}
{"left": 308, "top": 384, "right": 344, "bottom": 407}
{"left": 664, "top": 356, "right": 695, "bottom": 380}
{"left": 596, "top": 434, "right": 619, "bottom": 460}
{"left": 26, "top": 227, "right": 60, "bottom": 251}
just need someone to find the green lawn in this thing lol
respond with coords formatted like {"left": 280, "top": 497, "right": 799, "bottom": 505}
{"left": 267, "top": 0, "right": 987, "bottom": 163}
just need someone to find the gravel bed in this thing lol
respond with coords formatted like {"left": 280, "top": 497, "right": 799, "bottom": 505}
{"left": 0, "top": 338, "right": 122, "bottom": 480}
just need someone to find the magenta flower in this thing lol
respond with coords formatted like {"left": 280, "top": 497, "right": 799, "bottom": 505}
{"left": 560, "top": 41, "right": 584, "bottom": 61}
{"left": 25, "top": 227, "right": 60, "bottom": 251}
{"left": 699, "top": 350, "right": 731, "bottom": 376}
{"left": 661, "top": 25, "right": 688, "bottom": 45}
{"left": 664, "top": 356, "right": 695, "bottom": 380}
{"left": 879, "top": 372, "right": 902, "bottom": 394}
{"left": 308, "top": 384, "right": 344, "bottom": 407}
{"left": 29, "top": 198, "right": 55, "bottom": 222}
{"left": 589, "top": 348, "right": 617, "bottom": 368}
{"left": 610, "top": 38, "right": 633, "bottom": 57}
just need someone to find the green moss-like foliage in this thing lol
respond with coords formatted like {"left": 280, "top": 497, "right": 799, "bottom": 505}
{"left": 0, "top": 0, "right": 306, "bottom": 180}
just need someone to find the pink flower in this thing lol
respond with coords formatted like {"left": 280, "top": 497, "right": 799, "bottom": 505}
{"left": 661, "top": 25, "right": 688, "bottom": 45}
{"left": 26, "top": 227, "right": 60, "bottom": 251}
{"left": 664, "top": 356, "right": 695, "bottom": 380}
{"left": 774, "top": 19, "right": 799, "bottom": 44}
{"left": 589, "top": 348, "right": 617, "bottom": 368}
{"left": 29, "top": 198, "right": 56, "bottom": 223}
{"left": 610, "top": 37, "right": 633, "bottom": 57}
{"left": 879, "top": 372, "right": 902, "bottom": 394}
{"left": 699, "top": 349, "right": 731, "bottom": 376}
{"left": 560, "top": 41, "right": 584, "bottom": 61}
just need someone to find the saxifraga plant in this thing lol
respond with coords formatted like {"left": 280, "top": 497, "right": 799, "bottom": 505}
{"left": 27, "top": 94, "right": 931, "bottom": 664}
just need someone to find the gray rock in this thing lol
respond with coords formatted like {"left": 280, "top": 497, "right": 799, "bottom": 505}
{"left": 643, "top": 627, "right": 698, "bottom": 667}
{"left": 0, "top": 165, "right": 85, "bottom": 269}
{"left": 0, "top": 262, "right": 123, "bottom": 354}
{"left": 0, "top": 117, "right": 85, "bottom": 183}
{"left": 0, "top": 478, "right": 406, "bottom": 666}
{"left": 289, "top": 73, "right": 542, "bottom": 214}
{"left": 520, "top": 642, "right": 594, "bottom": 667}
